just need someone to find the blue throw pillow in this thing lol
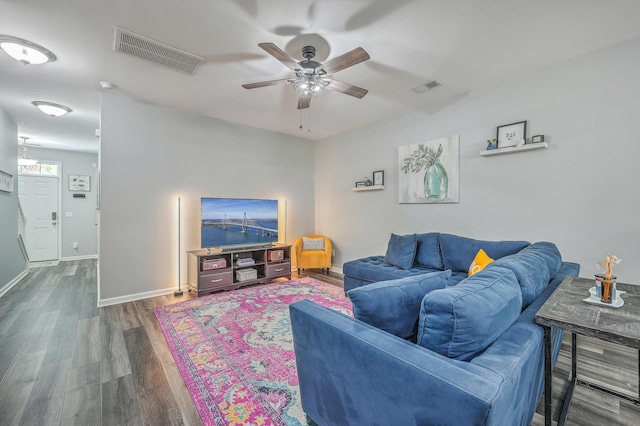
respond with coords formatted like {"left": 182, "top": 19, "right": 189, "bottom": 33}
{"left": 416, "top": 266, "right": 522, "bottom": 361}
{"left": 348, "top": 270, "right": 452, "bottom": 339}
{"left": 488, "top": 241, "right": 562, "bottom": 309}
{"left": 439, "top": 234, "right": 530, "bottom": 273}
{"left": 414, "top": 232, "right": 443, "bottom": 270}
{"left": 384, "top": 233, "right": 417, "bottom": 270}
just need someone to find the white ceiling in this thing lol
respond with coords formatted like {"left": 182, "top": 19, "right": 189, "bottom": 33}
{"left": 2, "top": 0, "right": 640, "bottom": 153}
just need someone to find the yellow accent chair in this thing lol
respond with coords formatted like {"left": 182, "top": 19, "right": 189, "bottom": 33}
{"left": 294, "top": 235, "right": 332, "bottom": 275}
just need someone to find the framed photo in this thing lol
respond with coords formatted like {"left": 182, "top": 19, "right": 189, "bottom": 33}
{"left": 69, "top": 175, "right": 90, "bottom": 191}
{"left": 372, "top": 170, "right": 384, "bottom": 186}
{"left": 0, "top": 169, "right": 13, "bottom": 192}
{"left": 496, "top": 121, "right": 527, "bottom": 148}
{"left": 355, "top": 181, "right": 368, "bottom": 188}
{"left": 531, "top": 134, "right": 545, "bottom": 144}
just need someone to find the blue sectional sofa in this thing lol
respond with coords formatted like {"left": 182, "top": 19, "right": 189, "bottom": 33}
{"left": 290, "top": 233, "right": 579, "bottom": 426}
{"left": 343, "top": 232, "right": 532, "bottom": 292}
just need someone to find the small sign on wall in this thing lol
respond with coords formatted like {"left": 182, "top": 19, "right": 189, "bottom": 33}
{"left": 69, "top": 175, "right": 90, "bottom": 191}
{"left": 0, "top": 170, "right": 13, "bottom": 192}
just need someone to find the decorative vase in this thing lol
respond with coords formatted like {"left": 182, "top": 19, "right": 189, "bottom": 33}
{"left": 487, "top": 142, "right": 495, "bottom": 150}
{"left": 424, "top": 161, "right": 448, "bottom": 201}
{"left": 596, "top": 274, "right": 617, "bottom": 303}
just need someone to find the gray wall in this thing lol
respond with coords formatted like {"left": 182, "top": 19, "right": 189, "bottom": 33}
{"left": 99, "top": 93, "right": 316, "bottom": 302}
{"left": 315, "top": 37, "right": 640, "bottom": 281}
{"left": 27, "top": 147, "right": 99, "bottom": 259}
{"left": 0, "top": 107, "right": 27, "bottom": 289}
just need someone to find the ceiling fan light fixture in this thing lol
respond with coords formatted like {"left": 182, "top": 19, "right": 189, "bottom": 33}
{"left": 32, "top": 101, "right": 72, "bottom": 117}
{"left": 0, "top": 36, "right": 56, "bottom": 65}
{"left": 293, "top": 73, "right": 327, "bottom": 97}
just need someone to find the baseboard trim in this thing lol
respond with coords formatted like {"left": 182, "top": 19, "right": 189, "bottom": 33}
{"left": 0, "top": 267, "right": 29, "bottom": 299}
{"left": 61, "top": 254, "right": 99, "bottom": 261}
{"left": 98, "top": 286, "right": 180, "bottom": 307}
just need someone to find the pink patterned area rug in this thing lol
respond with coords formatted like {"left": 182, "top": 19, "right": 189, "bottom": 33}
{"left": 154, "top": 277, "right": 352, "bottom": 425}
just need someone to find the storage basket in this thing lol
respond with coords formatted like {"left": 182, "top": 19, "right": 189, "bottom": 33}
{"left": 236, "top": 268, "right": 258, "bottom": 282}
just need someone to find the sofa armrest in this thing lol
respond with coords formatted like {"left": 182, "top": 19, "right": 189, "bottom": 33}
{"left": 290, "top": 299, "right": 504, "bottom": 426}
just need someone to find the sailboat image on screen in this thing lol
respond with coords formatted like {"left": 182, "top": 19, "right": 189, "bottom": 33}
{"left": 201, "top": 198, "right": 279, "bottom": 249}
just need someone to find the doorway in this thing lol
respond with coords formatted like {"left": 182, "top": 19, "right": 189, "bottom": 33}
{"left": 18, "top": 175, "right": 60, "bottom": 262}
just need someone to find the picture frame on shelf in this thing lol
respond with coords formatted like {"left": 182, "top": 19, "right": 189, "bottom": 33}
{"left": 373, "top": 170, "right": 384, "bottom": 186}
{"left": 496, "top": 120, "right": 527, "bottom": 148}
{"left": 69, "top": 175, "right": 90, "bottom": 191}
{"left": 355, "top": 181, "right": 368, "bottom": 188}
{"left": 531, "top": 134, "right": 545, "bottom": 144}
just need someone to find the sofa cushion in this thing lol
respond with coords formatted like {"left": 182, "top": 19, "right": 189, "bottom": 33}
{"left": 343, "top": 256, "right": 442, "bottom": 284}
{"left": 439, "top": 234, "right": 530, "bottom": 273}
{"left": 384, "top": 233, "right": 417, "bottom": 270}
{"left": 302, "top": 237, "right": 325, "bottom": 250}
{"left": 487, "top": 241, "right": 562, "bottom": 309}
{"left": 348, "top": 270, "right": 452, "bottom": 340}
{"left": 414, "top": 232, "right": 443, "bottom": 269}
{"left": 417, "top": 266, "right": 522, "bottom": 361}
{"left": 468, "top": 249, "right": 494, "bottom": 276}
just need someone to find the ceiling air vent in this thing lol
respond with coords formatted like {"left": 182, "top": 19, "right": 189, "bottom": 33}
{"left": 113, "top": 27, "right": 204, "bottom": 75}
{"left": 411, "top": 80, "right": 442, "bottom": 94}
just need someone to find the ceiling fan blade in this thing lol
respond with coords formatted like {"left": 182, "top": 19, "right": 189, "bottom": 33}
{"left": 320, "top": 47, "right": 370, "bottom": 75}
{"left": 297, "top": 96, "right": 311, "bottom": 109}
{"left": 326, "top": 80, "right": 368, "bottom": 99}
{"left": 258, "top": 42, "right": 300, "bottom": 71}
{"left": 242, "top": 78, "right": 292, "bottom": 89}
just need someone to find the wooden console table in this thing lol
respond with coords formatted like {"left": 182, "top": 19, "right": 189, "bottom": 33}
{"left": 535, "top": 276, "right": 640, "bottom": 426}
{"left": 186, "top": 244, "right": 292, "bottom": 296}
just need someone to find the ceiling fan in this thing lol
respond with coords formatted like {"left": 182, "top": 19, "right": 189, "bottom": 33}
{"left": 242, "top": 42, "right": 370, "bottom": 109}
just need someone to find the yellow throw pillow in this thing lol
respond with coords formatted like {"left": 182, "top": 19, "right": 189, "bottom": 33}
{"left": 468, "top": 249, "right": 494, "bottom": 276}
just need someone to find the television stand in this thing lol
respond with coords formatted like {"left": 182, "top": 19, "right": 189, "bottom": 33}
{"left": 186, "top": 244, "right": 292, "bottom": 296}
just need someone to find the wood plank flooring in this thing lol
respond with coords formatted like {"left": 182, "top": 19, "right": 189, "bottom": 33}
{"left": 0, "top": 260, "right": 638, "bottom": 425}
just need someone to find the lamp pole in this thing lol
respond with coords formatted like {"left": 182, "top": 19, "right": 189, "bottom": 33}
{"left": 174, "top": 196, "right": 183, "bottom": 296}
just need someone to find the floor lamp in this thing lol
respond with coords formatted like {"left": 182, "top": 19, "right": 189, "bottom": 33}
{"left": 174, "top": 196, "right": 184, "bottom": 296}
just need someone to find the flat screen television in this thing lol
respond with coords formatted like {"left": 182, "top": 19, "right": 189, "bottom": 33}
{"left": 201, "top": 197, "right": 279, "bottom": 249}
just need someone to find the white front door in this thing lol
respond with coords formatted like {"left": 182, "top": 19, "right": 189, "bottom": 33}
{"left": 18, "top": 175, "right": 59, "bottom": 262}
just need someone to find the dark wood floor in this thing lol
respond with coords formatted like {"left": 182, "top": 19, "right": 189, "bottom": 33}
{"left": 0, "top": 259, "right": 638, "bottom": 425}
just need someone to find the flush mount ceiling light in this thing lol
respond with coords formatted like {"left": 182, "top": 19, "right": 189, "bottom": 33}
{"left": 18, "top": 136, "right": 38, "bottom": 166}
{"left": 0, "top": 35, "right": 56, "bottom": 65}
{"left": 32, "top": 101, "right": 72, "bottom": 117}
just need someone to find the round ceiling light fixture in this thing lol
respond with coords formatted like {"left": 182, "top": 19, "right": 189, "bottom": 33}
{"left": 0, "top": 35, "right": 56, "bottom": 65}
{"left": 32, "top": 101, "right": 72, "bottom": 117}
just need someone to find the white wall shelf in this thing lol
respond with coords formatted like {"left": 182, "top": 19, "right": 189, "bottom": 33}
{"left": 480, "top": 142, "right": 548, "bottom": 157}
{"left": 353, "top": 185, "right": 384, "bottom": 192}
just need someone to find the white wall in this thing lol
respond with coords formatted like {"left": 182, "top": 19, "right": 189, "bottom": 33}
{"left": 99, "top": 93, "right": 315, "bottom": 302}
{"left": 316, "top": 37, "right": 640, "bottom": 282}
{"left": 0, "top": 107, "right": 27, "bottom": 290}
{"left": 27, "top": 147, "right": 99, "bottom": 259}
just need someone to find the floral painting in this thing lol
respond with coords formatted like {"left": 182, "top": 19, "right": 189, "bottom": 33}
{"left": 398, "top": 135, "right": 459, "bottom": 203}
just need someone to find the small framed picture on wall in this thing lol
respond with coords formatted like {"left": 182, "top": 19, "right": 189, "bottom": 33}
{"left": 373, "top": 170, "right": 384, "bottom": 186}
{"left": 69, "top": 175, "right": 91, "bottom": 191}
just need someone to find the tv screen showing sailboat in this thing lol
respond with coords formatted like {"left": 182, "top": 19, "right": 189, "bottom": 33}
{"left": 201, "top": 198, "right": 279, "bottom": 249}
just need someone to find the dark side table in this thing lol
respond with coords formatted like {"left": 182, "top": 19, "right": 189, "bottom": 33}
{"left": 535, "top": 276, "right": 640, "bottom": 426}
